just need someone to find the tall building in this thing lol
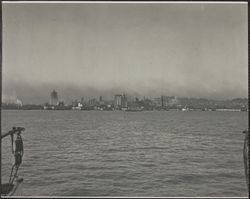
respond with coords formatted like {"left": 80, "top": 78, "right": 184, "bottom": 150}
{"left": 114, "top": 94, "right": 122, "bottom": 109}
{"left": 72, "top": 99, "right": 79, "bottom": 107}
{"left": 88, "top": 98, "right": 98, "bottom": 106}
{"left": 161, "top": 96, "right": 169, "bottom": 107}
{"left": 114, "top": 94, "right": 128, "bottom": 109}
{"left": 81, "top": 97, "right": 85, "bottom": 104}
{"left": 99, "top": 96, "right": 105, "bottom": 105}
{"left": 161, "top": 96, "right": 165, "bottom": 107}
{"left": 50, "top": 90, "right": 59, "bottom": 106}
{"left": 153, "top": 97, "right": 162, "bottom": 107}
{"left": 121, "top": 94, "right": 128, "bottom": 108}
{"left": 160, "top": 96, "right": 178, "bottom": 107}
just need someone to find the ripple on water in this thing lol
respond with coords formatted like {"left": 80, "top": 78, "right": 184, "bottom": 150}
{"left": 1, "top": 110, "right": 248, "bottom": 196}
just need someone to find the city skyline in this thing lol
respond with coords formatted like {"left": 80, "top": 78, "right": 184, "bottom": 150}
{"left": 2, "top": 3, "right": 248, "bottom": 104}
{"left": 2, "top": 88, "right": 248, "bottom": 112}
{"left": 2, "top": 88, "right": 248, "bottom": 106}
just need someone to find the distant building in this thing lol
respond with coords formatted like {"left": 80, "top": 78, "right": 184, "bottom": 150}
{"left": 88, "top": 98, "right": 98, "bottom": 106}
{"left": 50, "top": 90, "right": 59, "bottom": 106}
{"left": 121, "top": 94, "right": 128, "bottom": 108}
{"left": 99, "top": 96, "right": 105, "bottom": 105}
{"left": 72, "top": 102, "right": 83, "bottom": 110}
{"left": 81, "top": 97, "right": 85, "bottom": 104}
{"left": 169, "top": 96, "right": 178, "bottom": 106}
{"left": 161, "top": 96, "right": 165, "bottom": 107}
{"left": 153, "top": 98, "right": 162, "bottom": 107}
{"left": 72, "top": 99, "right": 79, "bottom": 107}
{"left": 160, "top": 96, "right": 178, "bottom": 107}
{"left": 114, "top": 94, "right": 128, "bottom": 110}
{"left": 161, "top": 96, "right": 171, "bottom": 107}
{"left": 114, "top": 94, "right": 122, "bottom": 109}
{"left": 58, "top": 101, "right": 65, "bottom": 107}
{"left": 16, "top": 97, "right": 23, "bottom": 107}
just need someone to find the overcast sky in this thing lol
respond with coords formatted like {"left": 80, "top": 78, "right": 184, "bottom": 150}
{"left": 2, "top": 3, "right": 248, "bottom": 104}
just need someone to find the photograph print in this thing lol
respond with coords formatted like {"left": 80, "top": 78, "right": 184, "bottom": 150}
{"left": 0, "top": 1, "right": 248, "bottom": 197}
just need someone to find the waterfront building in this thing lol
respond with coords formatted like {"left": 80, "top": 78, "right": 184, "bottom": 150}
{"left": 99, "top": 96, "right": 105, "bottom": 105}
{"left": 88, "top": 98, "right": 98, "bottom": 106}
{"left": 72, "top": 99, "right": 79, "bottom": 107}
{"left": 121, "top": 94, "right": 128, "bottom": 108}
{"left": 50, "top": 90, "right": 59, "bottom": 106}
{"left": 81, "top": 97, "right": 84, "bottom": 104}
{"left": 114, "top": 94, "right": 122, "bottom": 109}
{"left": 72, "top": 102, "right": 83, "bottom": 110}
{"left": 169, "top": 96, "right": 178, "bottom": 106}
{"left": 161, "top": 96, "right": 170, "bottom": 107}
{"left": 58, "top": 101, "right": 65, "bottom": 107}
{"left": 16, "top": 97, "right": 23, "bottom": 107}
{"left": 153, "top": 98, "right": 162, "bottom": 107}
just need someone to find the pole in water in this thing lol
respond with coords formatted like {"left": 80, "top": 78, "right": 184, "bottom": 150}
{"left": 243, "top": 130, "right": 249, "bottom": 190}
{"left": 1, "top": 127, "right": 25, "bottom": 196}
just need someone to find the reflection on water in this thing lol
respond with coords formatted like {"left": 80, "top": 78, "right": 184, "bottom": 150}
{"left": 1, "top": 110, "right": 248, "bottom": 196}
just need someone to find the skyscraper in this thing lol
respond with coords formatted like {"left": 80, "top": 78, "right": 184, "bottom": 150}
{"left": 121, "top": 94, "right": 128, "bottom": 108}
{"left": 81, "top": 97, "right": 85, "bottom": 104}
{"left": 50, "top": 90, "right": 59, "bottom": 106}
{"left": 114, "top": 94, "right": 122, "bottom": 109}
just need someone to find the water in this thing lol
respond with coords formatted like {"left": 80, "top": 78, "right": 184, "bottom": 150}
{"left": 1, "top": 110, "right": 248, "bottom": 197}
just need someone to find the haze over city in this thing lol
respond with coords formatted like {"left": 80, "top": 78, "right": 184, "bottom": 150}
{"left": 2, "top": 3, "right": 248, "bottom": 104}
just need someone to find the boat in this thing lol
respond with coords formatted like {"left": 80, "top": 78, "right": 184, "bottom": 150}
{"left": 182, "top": 105, "right": 189, "bottom": 111}
{"left": 125, "top": 107, "right": 143, "bottom": 112}
{"left": 1, "top": 127, "right": 25, "bottom": 196}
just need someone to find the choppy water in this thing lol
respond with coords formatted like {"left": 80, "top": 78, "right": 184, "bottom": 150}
{"left": 1, "top": 110, "right": 248, "bottom": 197}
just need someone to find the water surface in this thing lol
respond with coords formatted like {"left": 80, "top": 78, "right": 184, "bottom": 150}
{"left": 1, "top": 110, "right": 248, "bottom": 196}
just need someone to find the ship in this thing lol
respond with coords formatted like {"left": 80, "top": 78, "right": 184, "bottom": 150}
{"left": 125, "top": 107, "right": 143, "bottom": 112}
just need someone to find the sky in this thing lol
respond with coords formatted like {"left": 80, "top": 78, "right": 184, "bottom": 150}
{"left": 2, "top": 2, "right": 248, "bottom": 104}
